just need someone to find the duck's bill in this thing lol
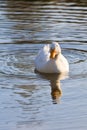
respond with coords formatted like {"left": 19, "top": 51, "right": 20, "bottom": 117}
{"left": 50, "top": 49, "right": 58, "bottom": 59}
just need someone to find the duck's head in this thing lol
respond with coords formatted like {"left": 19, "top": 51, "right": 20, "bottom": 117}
{"left": 50, "top": 42, "right": 61, "bottom": 59}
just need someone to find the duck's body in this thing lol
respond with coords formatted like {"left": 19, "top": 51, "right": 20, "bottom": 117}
{"left": 35, "top": 42, "right": 69, "bottom": 73}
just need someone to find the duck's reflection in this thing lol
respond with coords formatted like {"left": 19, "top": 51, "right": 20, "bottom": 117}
{"left": 50, "top": 77, "right": 62, "bottom": 103}
{"left": 38, "top": 72, "right": 68, "bottom": 104}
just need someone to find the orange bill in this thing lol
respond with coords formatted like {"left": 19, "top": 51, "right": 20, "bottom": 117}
{"left": 50, "top": 49, "right": 57, "bottom": 59}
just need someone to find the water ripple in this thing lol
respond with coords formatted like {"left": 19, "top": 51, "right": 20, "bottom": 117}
{"left": 0, "top": 0, "right": 87, "bottom": 43}
{"left": 0, "top": 1, "right": 87, "bottom": 130}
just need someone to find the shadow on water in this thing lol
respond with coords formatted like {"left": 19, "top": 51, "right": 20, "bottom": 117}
{"left": 35, "top": 70, "right": 68, "bottom": 104}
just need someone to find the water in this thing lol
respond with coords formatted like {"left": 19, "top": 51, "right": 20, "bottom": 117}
{"left": 0, "top": 0, "right": 87, "bottom": 130}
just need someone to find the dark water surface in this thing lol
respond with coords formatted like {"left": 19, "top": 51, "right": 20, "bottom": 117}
{"left": 0, "top": 0, "right": 87, "bottom": 130}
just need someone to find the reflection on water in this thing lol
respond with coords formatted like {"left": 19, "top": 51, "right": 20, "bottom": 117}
{"left": 0, "top": 0, "right": 87, "bottom": 130}
{"left": 51, "top": 79, "right": 62, "bottom": 103}
{"left": 38, "top": 72, "right": 68, "bottom": 104}
{"left": 0, "top": 0, "right": 87, "bottom": 44}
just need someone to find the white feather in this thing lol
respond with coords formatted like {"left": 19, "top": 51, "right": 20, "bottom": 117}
{"left": 35, "top": 42, "right": 69, "bottom": 73}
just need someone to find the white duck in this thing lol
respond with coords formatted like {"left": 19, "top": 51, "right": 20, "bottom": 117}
{"left": 35, "top": 42, "right": 69, "bottom": 73}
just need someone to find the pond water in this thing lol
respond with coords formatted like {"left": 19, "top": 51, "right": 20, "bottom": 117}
{"left": 0, "top": 0, "right": 87, "bottom": 130}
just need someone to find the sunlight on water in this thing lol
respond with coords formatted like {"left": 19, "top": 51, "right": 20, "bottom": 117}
{"left": 0, "top": 0, "right": 87, "bottom": 130}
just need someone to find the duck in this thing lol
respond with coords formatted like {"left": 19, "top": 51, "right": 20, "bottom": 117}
{"left": 35, "top": 42, "right": 69, "bottom": 73}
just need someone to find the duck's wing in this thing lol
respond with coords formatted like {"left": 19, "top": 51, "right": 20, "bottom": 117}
{"left": 35, "top": 44, "right": 50, "bottom": 62}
